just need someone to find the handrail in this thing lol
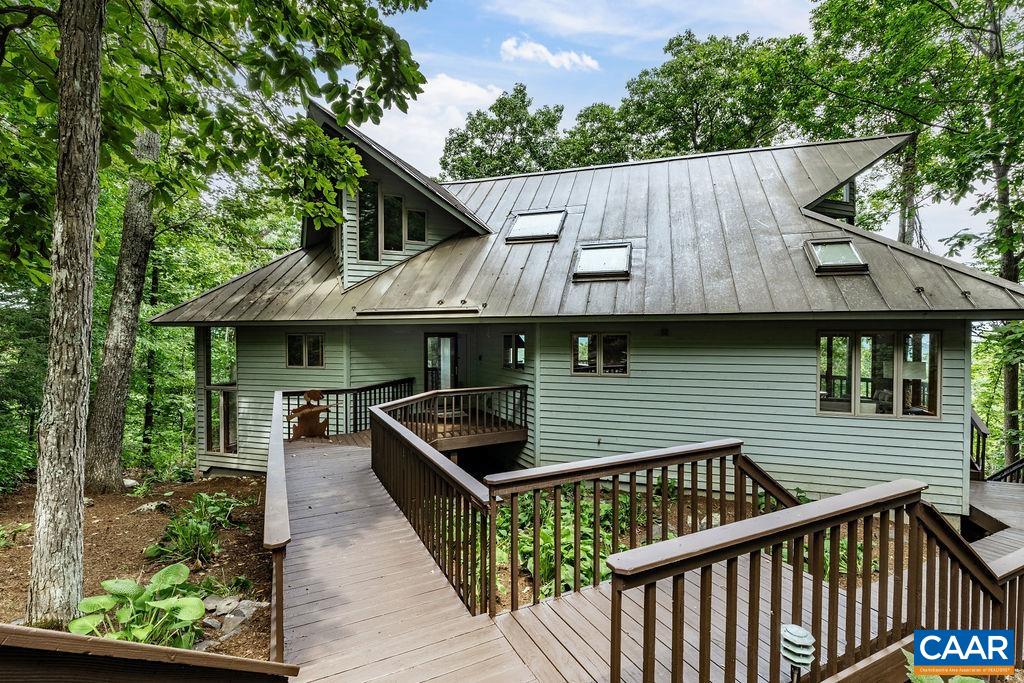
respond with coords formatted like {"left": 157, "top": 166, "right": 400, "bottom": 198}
{"left": 376, "top": 384, "right": 528, "bottom": 409}
{"left": 970, "top": 409, "right": 989, "bottom": 476}
{"left": 735, "top": 453, "right": 802, "bottom": 509}
{"left": 913, "top": 500, "right": 1003, "bottom": 597}
{"left": 607, "top": 479, "right": 926, "bottom": 580}
{"left": 280, "top": 376, "right": 414, "bottom": 397}
{"left": 987, "top": 456, "right": 1024, "bottom": 482}
{"left": 283, "top": 377, "right": 414, "bottom": 437}
{"left": 262, "top": 391, "right": 289, "bottom": 663}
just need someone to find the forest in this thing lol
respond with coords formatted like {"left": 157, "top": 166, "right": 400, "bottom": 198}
{"left": 0, "top": 0, "right": 1021, "bottom": 644}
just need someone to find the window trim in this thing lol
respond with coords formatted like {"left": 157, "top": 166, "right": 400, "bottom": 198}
{"left": 572, "top": 242, "right": 633, "bottom": 281}
{"left": 804, "top": 237, "right": 869, "bottom": 275}
{"left": 382, "top": 193, "right": 406, "bottom": 253}
{"left": 816, "top": 329, "right": 940, "bottom": 419}
{"left": 502, "top": 333, "right": 527, "bottom": 371}
{"left": 286, "top": 333, "right": 326, "bottom": 369}
{"left": 406, "top": 208, "right": 428, "bottom": 244}
{"left": 506, "top": 208, "right": 567, "bottom": 244}
{"left": 355, "top": 177, "right": 383, "bottom": 263}
{"left": 570, "top": 332, "right": 630, "bottom": 377}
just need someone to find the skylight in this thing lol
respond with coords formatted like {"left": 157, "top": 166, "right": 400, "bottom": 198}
{"left": 573, "top": 243, "right": 632, "bottom": 281}
{"left": 805, "top": 238, "right": 868, "bottom": 274}
{"left": 506, "top": 210, "right": 566, "bottom": 243}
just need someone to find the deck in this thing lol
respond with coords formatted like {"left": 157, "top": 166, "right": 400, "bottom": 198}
{"left": 969, "top": 480, "right": 1024, "bottom": 564}
{"left": 282, "top": 442, "right": 873, "bottom": 683}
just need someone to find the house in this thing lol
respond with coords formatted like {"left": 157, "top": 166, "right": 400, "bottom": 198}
{"left": 151, "top": 102, "right": 1024, "bottom": 517}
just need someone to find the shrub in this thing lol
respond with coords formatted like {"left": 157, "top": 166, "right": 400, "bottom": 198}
{"left": 0, "top": 426, "right": 35, "bottom": 493}
{"left": 68, "top": 563, "right": 206, "bottom": 648}
{"left": 0, "top": 522, "right": 30, "bottom": 549}
{"left": 144, "top": 492, "right": 246, "bottom": 565}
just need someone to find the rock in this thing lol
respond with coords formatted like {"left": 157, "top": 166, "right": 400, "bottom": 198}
{"left": 10, "top": 618, "right": 25, "bottom": 626}
{"left": 123, "top": 478, "right": 139, "bottom": 488}
{"left": 131, "top": 500, "right": 172, "bottom": 514}
{"left": 83, "top": 497, "right": 94, "bottom": 508}
{"left": 202, "top": 617, "right": 221, "bottom": 630}
{"left": 193, "top": 640, "right": 215, "bottom": 652}
{"left": 202, "top": 595, "right": 220, "bottom": 611}
{"left": 220, "top": 609, "right": 246, "bottom": 635}
{"left": 235, "top": 600, "right": 268, "bottom": 619}
{"left": 213, "top": 596, "right": 240, "bottom": 616}
{"left": 698, "top": 513, "right": 721, "bottom": 531}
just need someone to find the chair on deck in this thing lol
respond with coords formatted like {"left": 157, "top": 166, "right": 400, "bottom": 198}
{"left": 288, "top": 389, "right": 329, "bottom": 441}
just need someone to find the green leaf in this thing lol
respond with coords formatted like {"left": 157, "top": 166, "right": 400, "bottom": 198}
{"left": 131, "top": 625, "right": 153, "bottom": 640}
{"left": 68, "top": 614, "right": 104, "bottom": 635}
{"left": 101, "top": 578, "right": 144, "bottom": 600}
{"left": 150, "top": 563, "right": 189, "bottom": 588}
{"left": 78, "top": 594, "right": 118, "bottom": 614}
{"left": 146, "top": 596, "right": 179, "bottom": 611}
{"left": 173, "top": 596, "right": 206, "bottom": 621}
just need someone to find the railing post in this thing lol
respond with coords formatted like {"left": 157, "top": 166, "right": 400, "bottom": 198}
{"left": 907, "top": 501, "right": 923, "bottom": 634}
{"left": 488, "top": 491, "right": 498, "bottom": 617}
{"left": 610, "top": 574, "right": 623, "bottom": 683}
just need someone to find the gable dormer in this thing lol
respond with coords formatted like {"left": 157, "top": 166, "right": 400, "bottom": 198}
{"left": 306, "top": 103, "right": 491, "bottom": 289}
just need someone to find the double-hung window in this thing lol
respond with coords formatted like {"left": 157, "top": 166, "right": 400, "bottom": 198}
{"left": 818, "top": 331, "right": 939, "bottom": 417}
{"left": 571, "top": 333, "right": 629, "bottom": 375}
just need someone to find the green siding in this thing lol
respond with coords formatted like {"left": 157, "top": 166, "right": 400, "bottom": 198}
{"left": 534, "top": 320, "right": 969, "bottom": 514}
{"left": 338, "top": 155, "right": 468, "bottom": 289}
{"left": 470, "top": 325, "right": 537, "bottom": 468}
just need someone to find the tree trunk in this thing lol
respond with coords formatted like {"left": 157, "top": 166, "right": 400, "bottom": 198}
{"left": 141, "top": 264, "right": 159, "bottom": 465}
{"left": 84, "top": 10, "right": 166, "bottom": 493}
{"left": 28, "top": 0, "right": 108, "bottom": 628}
{"left": 896, "top": 136, "right": 918, "bottom": 246}
{"left": 995, "top": 157, "right": 1020, "bottom": 465}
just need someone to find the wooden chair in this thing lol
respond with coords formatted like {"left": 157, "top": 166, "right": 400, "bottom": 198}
{"left": 288, "top": 390, "right": 329, "bottom": 441}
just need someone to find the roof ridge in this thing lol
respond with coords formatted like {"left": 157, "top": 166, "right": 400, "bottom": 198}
{"left": 440, "top": 133, "right": 915, "bottom": 185}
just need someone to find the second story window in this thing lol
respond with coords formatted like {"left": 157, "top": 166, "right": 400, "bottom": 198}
{"left": 287, "top": 334, "right": 325, "bottom": 368}
{"left": 383, "top": 195, "right": 404, "bottom": 251}
{"left": 357, "top": 179, "right": 380, "bottom": 261}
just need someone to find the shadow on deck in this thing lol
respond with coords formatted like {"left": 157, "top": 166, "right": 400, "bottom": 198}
{"left": 282, "top": 442, "right": 877, "bottom": 683}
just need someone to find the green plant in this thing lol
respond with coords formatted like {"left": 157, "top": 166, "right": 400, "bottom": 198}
{"left": 197, "top": 573, "right": 253, "bottom": 596}
{"left": 68, "top": 563, "right": 207, "bottom": 648}
{"left": 0, "top": 522, "right": 30, "bottom": 549}
{"left": 144, "top": 492, "right": 247, "bottom": 565}
{"left": 128, "top": 476, "right": 158, "bottom": 498}
{"left": 188, "top": 492, "right": 244, "bottom": 529}
{"left": 903, "top": 649, "right": 984, "bottom": 683}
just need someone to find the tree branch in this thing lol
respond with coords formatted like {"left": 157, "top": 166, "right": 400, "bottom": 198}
{"left": 0, "top": 3, "right": 57, "bottom": 66}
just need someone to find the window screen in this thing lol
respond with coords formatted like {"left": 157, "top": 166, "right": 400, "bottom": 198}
{"left": 357, "top": 179, "right": 379, "bottom": 261}
{"left": 306, "top": 334, "right": 324, "bottom": 368}
{"left": 407, "top": 209, "right": 427, "bottom": 242}
{"left": 574, "top": 243, "right": 631, "bottom": 280}
{"left": 383, "top": 195, "right": 403, "bottom": 251}
{"left": 507, "top": 211, "right": 566, "bottom": 242}
{"left": 572, "top": 334, "right": 598, "bottom": 374}
{"left": 602, "top": 335, "right": 628, "bottom": 374}
{"left": 902, "top": 332, "right": 939, "bottom": 417}
{"left": 287, "top": 335, "right": 305, "bottom": 367}
{"left": 818, "top": 334, "right": 852, "bottom": 412}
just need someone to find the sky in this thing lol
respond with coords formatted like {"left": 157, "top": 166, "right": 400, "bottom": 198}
{"left": 358, "top": 0, "right": 986, "bottom": 262}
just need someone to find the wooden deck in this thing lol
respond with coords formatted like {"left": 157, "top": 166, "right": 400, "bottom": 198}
{"left": 970, "top": 480, "right": 1024, "bottom": 530}
{"left": 282, "top": 442, "right": 887, "bottom": 683}
{"left": 282, "top": 440, "right": 535, "bottom": 682}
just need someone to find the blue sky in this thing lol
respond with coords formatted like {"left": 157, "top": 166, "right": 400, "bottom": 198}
{"left": 359, "top": 0, "right": 982, "bottom": 258}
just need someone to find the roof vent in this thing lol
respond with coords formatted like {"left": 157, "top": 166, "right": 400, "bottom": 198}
{"left": 804, "top": 238, "right": 868, "bottom": 275}
{"left": 573, "top": 242, "right": 632, "bottom": 281}
{"left": 506, "top": 210, "right": 566, "bottom": 243}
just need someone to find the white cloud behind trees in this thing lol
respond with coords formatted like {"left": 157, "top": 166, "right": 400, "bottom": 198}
{"left": 499, "top": 37, "right": 600, "bottom": 71}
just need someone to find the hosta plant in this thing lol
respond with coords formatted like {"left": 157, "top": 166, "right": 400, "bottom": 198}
{"left": 67, "top": 563, "right": 207, "bottom": 648}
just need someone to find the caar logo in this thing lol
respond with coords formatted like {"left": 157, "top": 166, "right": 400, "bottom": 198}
{"left": 914, "top": 629, "right": 1015, "bottom": 676}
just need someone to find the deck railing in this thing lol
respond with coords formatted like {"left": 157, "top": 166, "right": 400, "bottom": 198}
{"left": 987, "top": 456, "right": 1024, "bottom": 483}
{"left": 263, "top": 390, "right": 290, "bottom": 663}
{"left": 369, "top": 399, "right": 492, "bottom": 614}
{"left": 606, "top": 479, "right": 1024, "bottom": 682}
{"left": 482, "top": 440, "right": 800, "bottom": 616}
{"left": 381, "top": 384, "right": 528, "bottom": 449}
{"left": 970, "top": 408, "right": 989, "bottom": 477}
{"left": 282, "top": 377, "right": 414, "bottom": 438}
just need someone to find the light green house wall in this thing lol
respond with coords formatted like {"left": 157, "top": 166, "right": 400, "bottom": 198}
{"left": 334, "top": 154, "right": 469, "bottom": 289}
{"left": 205, "top": 318, "right": 970, "bottom": 515}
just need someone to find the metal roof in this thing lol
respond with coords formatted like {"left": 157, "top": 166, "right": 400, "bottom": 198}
{"left": 153, "top": 133, "right": 1024, "bottom": 325}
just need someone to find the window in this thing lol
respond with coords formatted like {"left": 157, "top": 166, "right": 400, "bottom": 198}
{"left": 817, "top": 331, "right": 939, "bottom": 417}
{"left": 572, "top": 333, "right": 629, "bottom": 376}
{"left": 573, "top": 243, "right": 632, "bottom": 281}
{"left": 286, "top": 334, "right": 325, "bottom": 368}
{"left": 503, "top": 333, "right": 526, "bottom": 370}
{"left": 805, "top": 238, "right": 868, "bottom": 274}
{"left": 383, "top": 195, "right": 404, "bottom": 251}
{"left": 507, "top": 210, "right": 566, "bottom": 243}
{"left": 407, "top": 209, "right": 427, "bottom": 242}
{"left": 357, "top": 179, "right": 380, "bottom": 261}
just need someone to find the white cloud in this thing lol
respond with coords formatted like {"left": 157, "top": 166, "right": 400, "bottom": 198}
{"left": 355, "top": 74, "right": 502, "bottom": 178}
{"left": 500, "top": 37, "right": 600, "bottom": 71}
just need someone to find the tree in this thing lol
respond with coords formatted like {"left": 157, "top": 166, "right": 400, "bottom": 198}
{"left": 554, "top": 103, "right": 629, "bottom": 168}
{"left": 618, "top": 30, "right": 809, "bottom": 158}
{"left": 440, "top": 83, "right": 563, "bottom": 180}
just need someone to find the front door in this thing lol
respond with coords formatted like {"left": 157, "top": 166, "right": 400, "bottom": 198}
{"left": 425, "top": 333, "right": 459, "bottom": 390}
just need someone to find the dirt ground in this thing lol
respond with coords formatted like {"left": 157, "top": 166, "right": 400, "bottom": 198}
{"left": 0, "top": 474, "right": 271, "bottom": 660}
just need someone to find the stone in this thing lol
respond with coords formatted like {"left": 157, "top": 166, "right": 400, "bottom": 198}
{"left": 123, "top": 478, "right": 140, "bottom": 488}
{"left": 698, "top": 512, "right": 721, "bottom": 531}
{"left": 235, "top": 600, "right": 268, "bottom": 619}
{"left": 220, "top": 609, "right": 246, "bottom": 635}
{"left": 131, "top": 500, "right": 172, "bottom": 514}
{"left": 83, "top": 497, "right": 94, "bottom": 508}
{"left": 193, "top": 640, "right": 215, "bottom": 652}
{"left": 10, "top": 618, "right": 25, "bottom": 626}
{"left": 202, "top": 617, "right": 221, "bottom": 630}
{"left": 202, "top": 595, "right": 220, "bottom": 611}
{"left": 213, "top": 596, "right": 240, "bottom": 616}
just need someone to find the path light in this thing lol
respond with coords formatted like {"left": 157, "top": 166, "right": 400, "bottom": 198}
{"left": 780, "top": 623, "right": 815, "bottom": 682}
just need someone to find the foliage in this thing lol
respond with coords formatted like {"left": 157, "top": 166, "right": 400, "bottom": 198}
{"left": 553, "top": 103, "right": 630, "bottom": 169}
{"left": 0, "top": 522, "right": 30, "bottom": 550}
{"left": 67, "top": 563, "right": 207, "bottom": 648}
{"left": 902, "top": 649, "right": 984, "bottom": 683}
{"left": 144, "top": 492, "right": 246, "bottom": 565}
{"left": 440, "top": 83, "right": 564, "bottom": 181}
{"left": 198, "top": 572, "right": 253, "bottom": 596}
